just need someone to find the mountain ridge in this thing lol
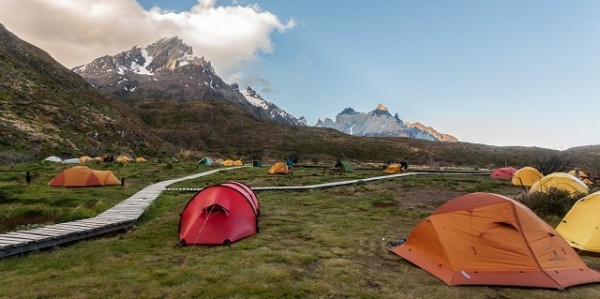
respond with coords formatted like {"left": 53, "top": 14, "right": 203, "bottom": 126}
{"left": 315, "top": 104, "right": 458, "bottom": 142}
{"left": 73, "top": 37, "right": 304, "bottom": 126}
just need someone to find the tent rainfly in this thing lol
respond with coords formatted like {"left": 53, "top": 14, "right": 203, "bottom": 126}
{"left": 557, "top": 192, "right": 600, "bottom": 252}
{"left": 390, "top": 192, "right": 600, "bottom": 289}
{"left": 511, "top": 166, "right": 543, "bottom": 187}
{"left": 529, "top": 173, "right": 589, "bottom": 195}
{"left": 48, "top": 166, "right": 120, "bottom": 187}
{"left": 178, "top": 182, "right": 259, "bottom": 245}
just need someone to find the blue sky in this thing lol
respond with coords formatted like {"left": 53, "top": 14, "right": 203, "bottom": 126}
{"left": 142, "top": 1, "right": 600, "bottom": 148}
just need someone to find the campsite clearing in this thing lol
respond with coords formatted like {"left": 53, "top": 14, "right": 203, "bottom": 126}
{"left": 1, "top": 163, "right": 599, "bottom": 297}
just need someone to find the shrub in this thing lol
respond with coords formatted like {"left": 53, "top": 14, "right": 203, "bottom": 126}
{"left": 520, "top": 188, "right": 585, "bottom": 217}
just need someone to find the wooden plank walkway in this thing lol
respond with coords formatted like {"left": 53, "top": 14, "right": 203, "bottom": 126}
{"left": 165, "top": 171, "right": 489, "bottom": 192}
{"left": 0, "top": 166, "right": 245, "bottom": 258}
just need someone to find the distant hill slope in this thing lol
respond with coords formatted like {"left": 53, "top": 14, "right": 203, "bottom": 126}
{"left": 0, "top": 23, "right": 168, "bottom": 158}
{"left": 316, "top": 104, "right": 458, "bottom": 142}
{"left": 73, "top": 37, "right": 305, "bottom": 126}
{"left": 126, "top": 99, "right": 595, "bottom": 168}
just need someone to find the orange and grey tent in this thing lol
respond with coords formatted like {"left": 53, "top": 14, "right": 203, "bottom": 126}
{"left": 268, "top": 162, "right": 289, "bottom": 174}
{"left": 568, "top": 170, "right": 593, "bottom": 185}
{"left": 390, "top": 192, "right": 600, "bottom": 289}
{"left": 512, "top": 166, "right": 543, "bottom": 187}
{"left": 384, "top": 164, "right": 402, "bottom": 174}
{"left": 490, "top": 167, "right": 517, "bottom": 180}
{"left": 529, "top": 173, "right": 589, "bottom": 195}
{"left": 48, "top": 166, "right": 120, "bottom": 187}
{"left": 136, "top": 157, "right": 147, "bottom": 163}
{"left": 234, "top": 160, "right": 243, "bottom": 166}
{"left": 179, "top": 182, "right": 259, "bottom": 245}
{"left": 222, "top": 159, "right": 235, "bottom": 167}
{"left": 117, "top": 155, "right": 132, "bottom": 163}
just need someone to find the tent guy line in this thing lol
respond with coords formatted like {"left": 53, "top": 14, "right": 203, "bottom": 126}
{"left": 0, "top": 166, "right": 246, "bottom": 259}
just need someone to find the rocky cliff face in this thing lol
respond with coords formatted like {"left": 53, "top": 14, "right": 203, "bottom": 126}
{"left": 315, "top": 104, "right": 457, "bottom": 142}
{"left": 73, "top": 37, "right": 303, "bottom": 126}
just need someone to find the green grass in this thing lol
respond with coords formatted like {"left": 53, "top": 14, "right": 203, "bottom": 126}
{"left": 0, "top": 162, "right": 210, "bottom": 233}
{"left": 0, "top": 165, "right": 599, "bottom": 298}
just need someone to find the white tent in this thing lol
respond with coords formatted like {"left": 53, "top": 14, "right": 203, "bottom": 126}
{"left": 43, "top": 156, "right": 62, "bottom": 163}
{"left": 61, "top": 158, "right": 80, "bottom": 164}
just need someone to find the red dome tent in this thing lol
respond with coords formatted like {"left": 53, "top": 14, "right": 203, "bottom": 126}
{"left": 490, "top": 167, "right": 518, "bottom": 180}
{"left": 179, "top": 182, "right": 259, "bottom": 245}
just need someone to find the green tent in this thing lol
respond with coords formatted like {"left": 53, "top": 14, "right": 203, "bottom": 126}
{"left": 198, "top": 157, "right": 213, "bottom": 165}
{"left": 336, "top": 161, "right": 354, "bottom": 173}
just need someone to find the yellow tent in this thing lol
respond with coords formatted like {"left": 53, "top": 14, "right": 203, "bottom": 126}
{"left": 568, "top": 170, "right": 593, "bottom": 185}
{"left": 117, "top": 155, "right": 133, "bottom": 163}
{"left": 268, "top": 162, "right": 290, "bottom": 174}
{"left": 234, "top": 160, "right": 243, "bottom": 166}
{"left": 222, "top": 159, "right": 235, "bottom": 167}
{"left": 556, "top": 192, "right": 600, "bottom": 252}
{"left": 511, "top": 166, "right": 543, "bottom": 187}
{"left": 78, "top": 156, "right": 92, "bottom": 163}
{"left": 384, "top": 164, "right": 402, "bottom": 174}
{"left": 136, "top": 157, "right": 147, "bottom": 163}
{"left": 529, "top": 172, "right": 589, "bottom": 195}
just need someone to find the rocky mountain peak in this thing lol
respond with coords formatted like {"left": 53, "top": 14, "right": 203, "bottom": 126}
{"left": 73, "top": 37, "right": 304, "bottom": 127}
{"left": 315, "top": 105, "right": 457, "bottom": 142}
{"left": 376, "top": 103, "right": 388, "bottom": 111}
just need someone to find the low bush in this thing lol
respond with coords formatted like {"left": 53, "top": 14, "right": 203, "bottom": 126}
{"left": 520, "top": 188, "right": 585, "bottom": 217}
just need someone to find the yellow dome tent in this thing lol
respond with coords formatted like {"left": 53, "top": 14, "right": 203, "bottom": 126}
{"left": 568, "top": 170, "right": 593, "bottom": 185}
{"left": 234, "top": 160, "right": 243, "bottom": 166}
{"left": 511, "top": 166, "right": 543, "bottom": 187}
{"left": 136, "top": 157, "right": 147, "bottom": 163}
{"left": 117, "top": 155, "right": 133, "bottom": 163}
{"left": 222, "top": 159, "right": 235, "bottom": 167}
{"left": 384, "top": 164, "right": 402, "bottom": 174}
{"left": 529, "top": 172, "right": 589, "bottom": 195}
{"left": 556, "top": 192, "right": 600, "bottom": 252}
{"left": 78, "top": 156, "right": 92, "bottom": 163}
{"left": 268, "top": 162, "right": 290, "bottom": 174}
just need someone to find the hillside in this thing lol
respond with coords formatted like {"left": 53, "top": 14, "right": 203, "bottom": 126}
{"left": 0, "top": 23, "right": 170, "bottom": 160}
{"left": 126, "top": 99, "right": 592, "bottom": 169}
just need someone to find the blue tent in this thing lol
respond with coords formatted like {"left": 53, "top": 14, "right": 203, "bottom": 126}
{"left": 198, "top": 157, "right": 213, "bottom": 165}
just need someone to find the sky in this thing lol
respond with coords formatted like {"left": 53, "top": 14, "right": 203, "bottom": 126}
{"left": 1, "top": 0, "right": 599, "bottom": 150}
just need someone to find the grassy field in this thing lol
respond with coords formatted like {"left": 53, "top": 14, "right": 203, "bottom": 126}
{"left": 0, "top": 161, "right": 210, "bottom": 233}
{"left": 0, "top": 164, "right": 599, "bottom": 298}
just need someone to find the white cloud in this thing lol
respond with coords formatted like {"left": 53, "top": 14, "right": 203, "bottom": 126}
{"left": 0, "top": 0, "right": 294, "bottom": 76}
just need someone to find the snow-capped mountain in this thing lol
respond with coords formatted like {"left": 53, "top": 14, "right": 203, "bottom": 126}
{"left": 73, "top": 37, "right": 303, "bottom": 126}
{"left": 241, "top": 87, "right": 306, "bottom": 126}
{"left": 315, "top": 104, "right": 457, "bottom": 142}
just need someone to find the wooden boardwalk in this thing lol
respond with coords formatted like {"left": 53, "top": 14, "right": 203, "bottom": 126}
{"left": 0, "top": 167, "right": 244, "bottom": 259}
{"left": 165, "top": 171, "right": 489, "bottom": 192}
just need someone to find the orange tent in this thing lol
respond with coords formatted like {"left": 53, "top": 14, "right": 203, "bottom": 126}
{"left": 234, "top": 160, "right": 243, "bottom": 166}
{"left": 384, "top": 164, "right": 402, "bottom": 174}
{"left": 48, "top": 166, "right": 121, "bottom": 187}
{"left": 268, "top": 162, "right": 290, "bottom": 174}
{"left": 390, "top": 192, "right": 600, "bottom": 289}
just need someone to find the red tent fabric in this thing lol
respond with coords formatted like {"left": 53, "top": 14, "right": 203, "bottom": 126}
{"left": 490, "top": 167, "right": 518, "bottom": 180}
{"left": 178, "top": 181, "right": 259, "bottom": 245}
